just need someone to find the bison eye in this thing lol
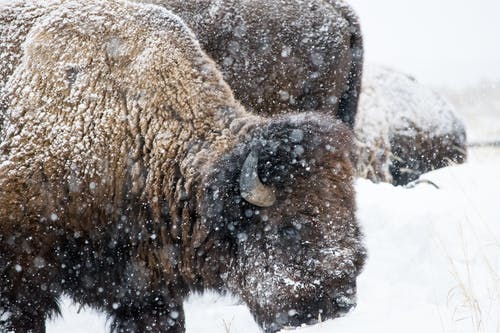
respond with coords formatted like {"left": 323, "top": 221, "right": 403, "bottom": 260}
{"left": 280, "top": 225, "right": 300, "bottom": 240}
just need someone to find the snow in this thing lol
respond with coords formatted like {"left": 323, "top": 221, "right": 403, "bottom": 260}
{"left": 443, "top": 83, "right": 500, "bottom": 143}
{"left": 347, "top": 0, "right": 500, "bottom": 88}
{"left": 350, "top": 153, "right": 500, "bottom": 333}
{"left": 356, "top": 65, "right": 463, "bottom": 144}
{"left": 48, "top": 148, "right": 500, "bottom": 332}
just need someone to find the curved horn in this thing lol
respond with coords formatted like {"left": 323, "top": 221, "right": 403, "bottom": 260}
{"left": 239, "top": 151, "right": 276, "bottom": 207}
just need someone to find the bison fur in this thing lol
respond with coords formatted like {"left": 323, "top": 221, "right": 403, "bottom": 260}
{"left": 0, "top": 1, "right": 366, "bottom": 332}
{"left": 140, "top": 0, "right": 363, "bottom": 127}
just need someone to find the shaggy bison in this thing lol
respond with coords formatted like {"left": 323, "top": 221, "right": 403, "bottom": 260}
{"left": 0, "top": 1, "right": 365, "bottom": 332}
{"left": 140, "top": 0, "right": 363, "bottom": 127}
{"left": 142, "top": 0, "right": 465, "bottom": 185}
{"left": 354, "top": 65, "right": 467, "bottom": 185}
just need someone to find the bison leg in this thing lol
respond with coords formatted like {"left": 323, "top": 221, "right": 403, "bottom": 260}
{"left": 0, "top": 309, "right": 47, "bottom": 333}
{"left": 110, "top": 300, "right": 185, "bottom": 333}
{"left": 0, "top": 233, "right": 61, "bottom": 332}
{"left": 0, "top": 268, "right": 59, "bottom": 333}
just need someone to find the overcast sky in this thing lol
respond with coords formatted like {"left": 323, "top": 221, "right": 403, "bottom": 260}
{"left": 347, "top": 0, "right": 500, "bottom": 88}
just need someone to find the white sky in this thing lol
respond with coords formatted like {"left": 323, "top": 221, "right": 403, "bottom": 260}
{"left": 347, "top": 0, "right": 500, "bottom": 88}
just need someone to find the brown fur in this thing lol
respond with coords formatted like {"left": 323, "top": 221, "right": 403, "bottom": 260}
{"left": 0, "top": 1, "right": 59, "bottom": 90}
{"left": 0, "top": 1, "right": 365, "bottom": 332}
{"left": 139, "top": 0, "right": 363, "bottom": 127}
{"left": 389, "top": 129, "right": 466, "bottom": 185}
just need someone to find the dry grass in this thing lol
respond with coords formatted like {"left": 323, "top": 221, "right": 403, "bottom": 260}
{"left": 437, "top": 217, "right": 500, "bottom": 333}
{"left": 222, "top": 316, "right": 234, "bottom": 333}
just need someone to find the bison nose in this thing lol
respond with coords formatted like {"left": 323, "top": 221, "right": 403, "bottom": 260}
{"left": 328, "top": 285, "right": 357, "bottom": 315}
{"left": 333, "top": 294, "right": 356, "bottom": 313}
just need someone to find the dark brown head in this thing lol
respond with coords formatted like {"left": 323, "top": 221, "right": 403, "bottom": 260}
{"left": 200, "top": 113, "right": 366, "bottom": 332}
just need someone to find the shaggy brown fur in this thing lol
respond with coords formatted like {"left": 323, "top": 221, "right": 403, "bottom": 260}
{"left": 140, "top": 0, "right": 363, "bottom": 127}
{"left": 0, "top": 1, "right": 365, "bottom": 332}
{"left": 0, "top": 1, "right": 59, "bottom": 90}
{"left": 0, "top": 0, "right": 64, "bottom": 128}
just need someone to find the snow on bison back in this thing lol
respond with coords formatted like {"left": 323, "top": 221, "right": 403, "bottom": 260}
{"left": 0, "top": 1, "right": 366, "bottom": 332}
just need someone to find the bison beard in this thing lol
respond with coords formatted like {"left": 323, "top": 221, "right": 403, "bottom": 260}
{"left": 0, "top": 0, "right": 365, "bottom": 332}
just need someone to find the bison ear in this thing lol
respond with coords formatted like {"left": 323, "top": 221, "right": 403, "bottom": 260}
{"left": 239, "top": 150, "right": 276, "bottom": 207}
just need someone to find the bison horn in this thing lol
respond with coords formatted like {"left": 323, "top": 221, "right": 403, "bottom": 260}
{"left": 239, "top": 151, "right": 276, "bottom": 207}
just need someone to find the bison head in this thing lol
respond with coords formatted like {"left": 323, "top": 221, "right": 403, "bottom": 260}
{"left": 200, "top": 113, "right": 366, "bottom": 332}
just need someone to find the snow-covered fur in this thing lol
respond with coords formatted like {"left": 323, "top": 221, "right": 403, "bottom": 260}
{"left": 354, "top": 65, "right": 467, "bottom": 185}
{"left": 0, "top": 1, "right": 365, "bottom": 332}
{"left": 0, "top": 0, "right": 65, "bottom": 127}
{"left": 139, "top": 0, "right": 363, "bottom": 127}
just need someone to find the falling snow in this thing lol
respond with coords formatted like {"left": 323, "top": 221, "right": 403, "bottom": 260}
{"left": 1, "top": 0, "right": 498, "bottom": 332}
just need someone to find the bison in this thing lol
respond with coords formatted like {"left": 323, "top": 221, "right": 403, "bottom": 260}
{"left": 140, "top": 0, "right": 466, "bottom": 185}
{"left": 354, "top": 65, "right": 467, "bottom": 185}
{"left": 140, "top": 0, "right": 363, "bottom": 127}
{"left": 0, "top": 1, "right": 366, "bottom": 332}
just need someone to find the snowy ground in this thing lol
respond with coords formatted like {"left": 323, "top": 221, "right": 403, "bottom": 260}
{"left": 40, "top": 0, "right": 500, "bottom": 332}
